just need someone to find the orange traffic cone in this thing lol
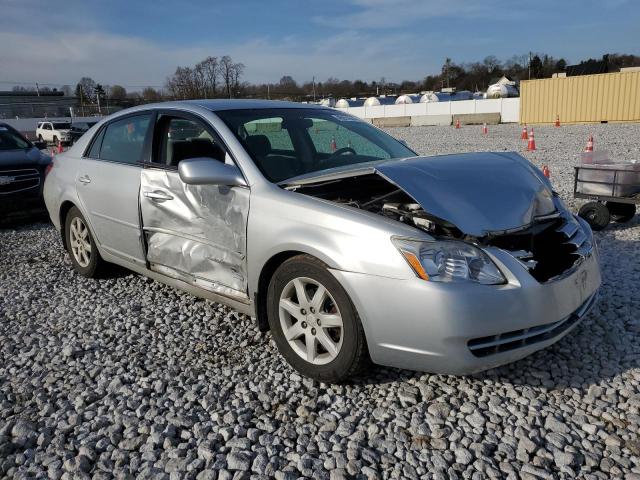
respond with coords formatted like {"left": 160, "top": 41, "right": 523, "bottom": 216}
{"left": 455, "top": 119, "right": 461, "bottom": 129}
{"left": 57, "top": 142, "right": 64, "bottom": 154}
{"left": 554, "top": 115, "right": 560, "bottom": 127}
{"left": 527, "top": 128, "right": 536, "bottom": 151}
{"left": 330, "top": 136, "right": 337, "bottom": 152}
{"left": 584, "top": 135, "right": 594, "bottom": 152}
{"left": 482, "top": 123, "right": 488, "bottom": 135}
{"left": 542, "top": 165, "right": 550, "bottom": 178}
{"left": 521, "top": 124, "right": 528, "bottom": 140}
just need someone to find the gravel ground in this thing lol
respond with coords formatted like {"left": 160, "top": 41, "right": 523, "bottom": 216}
{"left": 1, "top": 123, "right": 640, "bottom": 480}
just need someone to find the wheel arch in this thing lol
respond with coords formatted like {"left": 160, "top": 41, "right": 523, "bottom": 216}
{"left": 59, "top": 200, "right": 76, "bottom": 249}
{"left": 254, "top": 250, "right": 307, "bottom": 332}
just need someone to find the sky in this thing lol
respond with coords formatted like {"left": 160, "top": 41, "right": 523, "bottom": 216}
{"left": 0, "top": 0, "right": 638, "bottom": 90}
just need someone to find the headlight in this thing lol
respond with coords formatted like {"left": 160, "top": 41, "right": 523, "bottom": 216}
{"left": 392, "top": 237, "right": 506, "bottom": 285}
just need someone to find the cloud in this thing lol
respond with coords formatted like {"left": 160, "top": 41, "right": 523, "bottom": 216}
{"left": 0, "top": 29, "right": 441, "bottom": 88}
{"left": 313, "top": 0, "right": 523, "bottom": 29}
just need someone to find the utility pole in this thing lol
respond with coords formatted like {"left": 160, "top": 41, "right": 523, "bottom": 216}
{"left": 528, "top": 51, "right": 532, "bottom": 80}
{"left": 267, "top": 84, "right": 270, "bottom": 100}
{"left": 312, "top": 76, "right": 316, "bottom": 102}
{"left": 35, "top": 82, "right": 40, "bottom": 96}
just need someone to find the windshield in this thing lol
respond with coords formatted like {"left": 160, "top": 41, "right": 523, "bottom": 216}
{"left": 52, "top": 122, "right": 71, "bottom": 129}
{"left": 0, "top": 126, "right": 31, "bottom": 150}
{"left": 216, "top": 108, "right": 415, "bottom": 182}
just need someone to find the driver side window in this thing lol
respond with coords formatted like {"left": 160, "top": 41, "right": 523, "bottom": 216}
{"left": 153, "top": 115, "right": 227, "bottom": 168}
{"left": 306, "top": 118, "right": 390, "bottom": 159}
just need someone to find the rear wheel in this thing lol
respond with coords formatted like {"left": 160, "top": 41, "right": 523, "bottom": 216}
{"left": 605, "top": 201, "right": 636, "bottom": 223}
{"left": 578, "top": 202, "right": 610, "bottom": 231}
{"left": 65, "top": 206, "right": 105, "bottom": 277}
{"left": 267, "top": 255, "right": 369, "bottom": 383}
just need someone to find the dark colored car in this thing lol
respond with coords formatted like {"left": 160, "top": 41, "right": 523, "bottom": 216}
{"left": 0, "top": 122, "right": 52, "bottom": 221}
{"left": 69, "top": 121, "right": 97, "bottom": 144}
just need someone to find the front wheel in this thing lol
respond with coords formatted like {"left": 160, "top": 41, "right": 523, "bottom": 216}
{"left": 267, "top": 255, "right": 369, "bottom": 383}
{"left": 65, "top": 206, "right": 105, "bottom": 277}
{"left": 578, "top": 202, "right": 610, "bottom": 231}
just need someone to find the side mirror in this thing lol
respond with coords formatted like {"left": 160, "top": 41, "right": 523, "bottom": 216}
{"left": 178, "top": 157, "right": 247, "bottom": 187}
{"left": 33, "top": 140, "right": 47, "bottom": 150}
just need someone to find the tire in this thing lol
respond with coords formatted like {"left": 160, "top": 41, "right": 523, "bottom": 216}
{"left": 578, "top": 202, "right": 610, "bottom": 231}
{"left": 605, "top": 201, "right": 636, "bottom": 223}
{"left": 38, "top": 134, "right": 43, "bottom": 143}
{"left": 267, "top": 254, "right": 369, "bottom": 383}
{"left": 64, "top": 206, "right": 105, "bottom": 277}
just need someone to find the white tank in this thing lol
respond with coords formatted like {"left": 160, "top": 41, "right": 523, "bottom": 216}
{"left": 395, "top": 94, "right": 418, "bottom": 104}
{"left": 319, "top": 98, "right": 335, "bottom": 107}
{"left": 363, "top": 97, "right": 381, "bottom": 107}
{"left": 335, "top": 98, "right": 350, "bottom": 108}
{"left": 486, "top": 83, "right": 519, "bottom": 99}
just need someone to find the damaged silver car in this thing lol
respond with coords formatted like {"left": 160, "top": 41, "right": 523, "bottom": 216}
{"left": 43, "top": 100, "right": 601, "bottom": 382}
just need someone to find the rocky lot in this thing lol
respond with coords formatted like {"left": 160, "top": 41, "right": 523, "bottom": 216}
{"left": 1, "top": 123, "right": 640, "bottom": 479}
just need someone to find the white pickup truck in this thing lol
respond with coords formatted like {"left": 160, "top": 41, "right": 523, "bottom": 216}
{"left": 36, "top": 121, "right": 72, "bottom": 146}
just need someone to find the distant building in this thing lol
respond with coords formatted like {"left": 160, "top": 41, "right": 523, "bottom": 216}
{"left": 0, "top": 91, "right": 77, "bottom": 119}
{"left": 565, "top": 59, "right": 608, "bottom": 77}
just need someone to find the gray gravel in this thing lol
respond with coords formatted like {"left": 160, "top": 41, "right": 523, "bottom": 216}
{"left": 2, "top": 123, "right": 640, "bottom": 479}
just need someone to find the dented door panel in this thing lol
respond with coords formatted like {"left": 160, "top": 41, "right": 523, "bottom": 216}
{"left": 140, "top": 167, "right": 249, "bottom": 300}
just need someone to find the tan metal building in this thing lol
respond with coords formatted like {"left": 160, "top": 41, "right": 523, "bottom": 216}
{"left": 520, "top": 71, "right": 640, "bottom": 124}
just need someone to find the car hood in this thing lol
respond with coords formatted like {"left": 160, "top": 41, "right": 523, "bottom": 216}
{"left": 0, "top": 147, "right": 51, "bottom": 168}
{"left": 286, "top": 152, "right": 556, "bottom": 237}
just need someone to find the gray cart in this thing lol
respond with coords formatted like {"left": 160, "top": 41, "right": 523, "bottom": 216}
{"left": 574, "top": 163, "right": 640, "bottom": 230}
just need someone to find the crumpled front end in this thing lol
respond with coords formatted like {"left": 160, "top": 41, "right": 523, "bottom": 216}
{"left": 289, "top": 151, "right": 602, "bottom": 373}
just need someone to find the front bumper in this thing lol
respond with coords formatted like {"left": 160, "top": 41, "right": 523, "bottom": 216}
{"left": 331, "top": 244, "right": 601, "bottom": 375}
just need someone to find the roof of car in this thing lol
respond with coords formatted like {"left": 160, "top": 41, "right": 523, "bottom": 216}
{"left": 176, "top": 99, "right": 327, "bottom": 112}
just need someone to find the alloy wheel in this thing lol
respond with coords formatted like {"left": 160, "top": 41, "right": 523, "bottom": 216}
{"left": 278, "top": 276, "right": 344, "bottom": 365}
{"left": 69, "top": 217, "right": 92, "bottom": 268}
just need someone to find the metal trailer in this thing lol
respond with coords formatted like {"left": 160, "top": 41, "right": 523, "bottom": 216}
{"left": 574, "top": 164, "right": 640, "bottom": 230}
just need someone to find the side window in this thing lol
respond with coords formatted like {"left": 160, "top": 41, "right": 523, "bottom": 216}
{"left": 45, "top": 123, "right": 51, "bottom": 130}
{"left": 242, "top": 117, "right": 294, "bottom": 157}
{"left": 155, "top": 115, "right": 226, "bottom": 167}
{"left": 100, "top": 114, "right": 151, "bottom": 164}
{"left": 86, "top": 127, "right": 105, "bottom": 159}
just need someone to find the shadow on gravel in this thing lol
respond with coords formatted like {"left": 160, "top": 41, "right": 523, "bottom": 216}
{"left": 0, "top": 213, "right": 50, "bottom": 230}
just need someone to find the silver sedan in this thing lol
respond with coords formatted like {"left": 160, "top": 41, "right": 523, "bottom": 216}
{"left": 43, "top": 100, "right": 601, "bottom": 382}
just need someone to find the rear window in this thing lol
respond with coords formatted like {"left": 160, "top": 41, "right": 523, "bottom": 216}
{"left": 52, "top": 122, "right": 71, "bottom": 129}
{"left": 99, "top": 114, "right": 151, "bottom": 164}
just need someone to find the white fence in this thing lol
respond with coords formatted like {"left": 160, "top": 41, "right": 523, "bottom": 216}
{"left": 338, "top": 97, "right": 520, "bottom": 123}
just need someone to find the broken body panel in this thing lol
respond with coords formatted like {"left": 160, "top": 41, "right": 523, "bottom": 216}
{"left": 140, "top": 168, "right": 249, "bottom": 301}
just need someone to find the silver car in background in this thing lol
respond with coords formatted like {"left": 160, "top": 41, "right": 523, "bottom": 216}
{"left": 43, "top": 100, "right": 601, "bottom": 382}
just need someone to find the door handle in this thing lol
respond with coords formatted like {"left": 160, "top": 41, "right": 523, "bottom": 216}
{"left": 144, "top": 190, "right": 174, "bottom": 202}
{"left": 78, "top": 175, "right": 91, "bottom": 184}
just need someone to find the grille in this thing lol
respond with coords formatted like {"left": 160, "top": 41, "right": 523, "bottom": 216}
{"left": 0, "top": 168, "right": 40, "bottom": 195}
{"left": 489, "top": 214, "right": 593, "bottom": 283}
{"left": 468, "top": 292, "right": 597, "bottom": 357}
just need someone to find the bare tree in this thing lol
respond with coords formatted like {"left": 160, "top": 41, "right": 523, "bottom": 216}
{"left": 142, "top": 87, "right": 161, "bottom": 103}
{"left": 78, "top": 77, "right": 97, "bottom": 102}
{"left": 219, "top": 55, "right": 234, "bottom": 98}
{"left": 109, "top": 85, "right": 127, "bottom": 101}
{"left": 198, "top": 56, "right": 219, "bottom": 97}
{"left": 231, "top": 62, "right": 245, "bottom": 96}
